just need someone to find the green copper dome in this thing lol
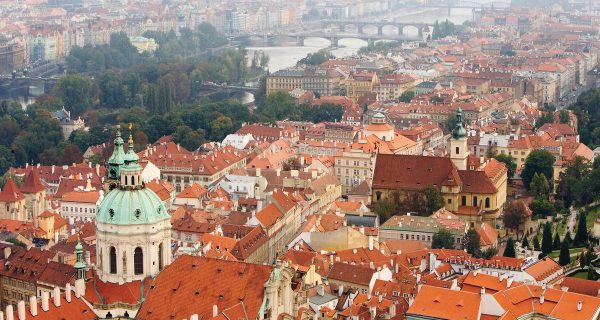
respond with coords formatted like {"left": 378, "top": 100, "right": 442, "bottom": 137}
{"left": 452, "top": 108, "right": 467, "bottom": 140}
{"left": 97, "top": 187, "right": 169, "bottom": 225}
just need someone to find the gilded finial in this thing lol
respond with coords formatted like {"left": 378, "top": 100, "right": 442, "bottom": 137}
{"left": 128, "top": 123, "right": 134, "bottom": 144}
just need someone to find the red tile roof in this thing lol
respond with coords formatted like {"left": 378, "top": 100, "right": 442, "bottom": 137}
{"left": 20, "top": 170, "right": 45, "bottom": 193}
{"left": 0, "top": 178, "right": 24, "bottom": 202}
{"left": 137, "top": 256, "right": 274, "bottom": 320}
{"left": 373, "top": 155, "right": 460, "bottom": 191}
{"left": 407, "top": 285, "right": 481, "bottom": 320}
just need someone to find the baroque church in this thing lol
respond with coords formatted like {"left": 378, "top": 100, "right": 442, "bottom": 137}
{"left": 96, "top": 127, "right": 172, "bottom": 284}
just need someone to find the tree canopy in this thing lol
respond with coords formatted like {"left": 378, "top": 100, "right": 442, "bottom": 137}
{"left": 521, "top": 150, "right": 554, "bottom": 190}
{"left": 432, "top": 229, "right": 455, "bottom": 249}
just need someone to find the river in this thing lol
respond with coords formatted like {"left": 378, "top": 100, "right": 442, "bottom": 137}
{"left": 246, "top": 7, "right": 475, "bottom": 73}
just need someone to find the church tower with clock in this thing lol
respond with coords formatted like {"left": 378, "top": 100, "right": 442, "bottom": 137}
{"left": 96, "top": 126, "right": 171, "bottom": 284}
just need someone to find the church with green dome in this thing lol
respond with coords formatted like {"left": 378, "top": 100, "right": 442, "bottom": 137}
{"left": 96, "top": 126, "right": 171, "bottom": 284}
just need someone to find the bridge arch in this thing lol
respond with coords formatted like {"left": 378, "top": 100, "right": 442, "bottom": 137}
{"left": 401, "top": 25, "right": 420, "bottom": 38}
{"left": 381, "top": 25, "right": 401, "bottom": 36}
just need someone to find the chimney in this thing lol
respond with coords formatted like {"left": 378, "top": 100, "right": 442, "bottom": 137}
{"left": 368, "top": 236, "right": 374, "bottom": 251}
{"left": 5, "top": 306, "right": 12, "bottom": 320}
{"left": 65, "top": 283, "right": 72, "bottom": 302}
{"left": 29, "top": 296, "right": 37, "bottom": 316}
{"left": 190, "top": 315, "right": 199, "bottom": 320}
{"left": 75, "top": 278, "right": 86, "bottom": 298}
{"left": 370, "top": 261, "right": 375, "bottom": 269}
{"left": 3, "top": 247, "right": 11, "bottom": 259}
{"left": 577, "top": 301, "right": 583, "bottom": 311}
{"left": 95, "top": 163, "right": 100, "bottom": 176}
{"left": 213, "top": 305, "right": 219, "bottom": 318}
{"left": 378, "top": 295, "right": 383, "bottom": 303}
{"left": 480, "top": 287, "right": 486, "bottom": 295}
{"left": 256, "top": 168, "right": 261, "bottom": 176}
{"left": 394, "top": 264, "right": 399, "bottom": 274}
{"left": 317, "top": 285, "right": 325, "bottom": 296}
{"left": 540, "top": 294, "right": 545, "bottom": 304}
{"left": 53, "top": 287, "right": 61, "bottom": 307}
{"left": 17, "top": 301, "right": 24, "bottom": 320}
{"left": 41, "top": 291, "right": 49, "bottom": 312}
{"left": 338, "top": 284, "right": 344, "bottom": 297}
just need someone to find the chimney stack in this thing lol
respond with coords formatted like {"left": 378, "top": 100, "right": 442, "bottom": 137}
{"left": 368, "top": 236, "right": 374, "bottom": 251}
{"left": 29, "top": 296, "right": 37, "bottom": 316}
{"left": 17, "top": 301, "right": 25, "bottom": 320}
{"left": 5, "top": 306, "right": 13, "bottom": 320}
{"left": 65, "top": 283, "right": 72, "bottom": 302}
{"left": 338, "top": 284, "right": 344, "bottom": 297}
{"left": 191, "top": 315, "right": 199, "bottom": 320}
{"left": 213, "top": 305, "right": 218, "bottom": 318}
{"left": 41, "top": 291, "right": 49, "bottom": 312}
{"left": 577, "top": 301, "right": 583, "bottom": 311}
{"left": 53, "top": 287, "right": 61, "bottom": 307}
{"left": 75, "top": 278, "right": 86, "bottom": 298}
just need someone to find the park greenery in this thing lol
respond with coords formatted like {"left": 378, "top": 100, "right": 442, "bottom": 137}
{"left": 0, "top": 26, "right": 350, "bottom": 177}
{"left": 358, "top": 41, "right": 400, "bottom": 55}
{"left": 431, "top": 20, "right": 459, "bottom": 40}
{"left": 297, "top": 50, "right": 335, "bottom": 66}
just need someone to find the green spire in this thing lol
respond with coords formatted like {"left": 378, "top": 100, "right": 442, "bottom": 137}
{"left": 74, "top": 235, "right": 86, "bottom": 280}
{"left": 452, "top": 108, "right": 467, "bottom": 140}
{"left": 107, "top": 126, "right": 126, "bottom": 180}
{"left": 123, "top": 123, "right": 141, "bottom": 170}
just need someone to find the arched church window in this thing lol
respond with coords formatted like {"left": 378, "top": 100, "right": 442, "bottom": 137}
{"left": 109, "top": 247, "right": 117, "bottom": 274}
{"left": 109, "top": 209, "right": 115, "bottom": 219}
{"left": 134, "top": 209, "right": 141, "bottom": 219}
{"left": 158, "top": 243, "right": 164, "bottom": 271}
{"left": 134, "top": 247, "right": 143, "bottom": 275}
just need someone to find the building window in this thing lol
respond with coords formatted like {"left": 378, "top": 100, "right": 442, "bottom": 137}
{"left": 473, "top": 196, "right": 478, "bottom": 207}
{"left": 158, "top": 243, "right": 164, "bottom": 271}
{"left": 485, "top": 197, "right": 490, "bottom": 208}
{"left": 134, "top": 247, "right": 144, "bottom": 275}
{"left": 455, "top": 147, "right": 459, "bottom": 154}
{"left": 109, "top": 247, "right": 117, "bottom": 274}
{"left": 447, "top": 198, "right": 451, "bottom": 204}
{"left": 461, "top": 196, "right": 466, "bottom": 206}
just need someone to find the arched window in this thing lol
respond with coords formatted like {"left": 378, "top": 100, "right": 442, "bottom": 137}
{"left": 473, "top": 196, "right": 478, "bottom": 207}
{"left": 109, "top": 247, "right": 117, "bottom": 274}
{"left": 485, "top": 197, "right": 490, "bottom": 208}
{"left": 158, "top": 243, "right": 164, "bottom": 271}
{"left": 134, "top": 247, "right": 143, "bottom": 275}
{"left": 461, "top": 196, "right": 466, "bottom": 206}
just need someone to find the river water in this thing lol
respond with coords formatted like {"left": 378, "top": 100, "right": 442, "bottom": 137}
{"left": 246, "top": 7, "right": 475, "bottom": 73}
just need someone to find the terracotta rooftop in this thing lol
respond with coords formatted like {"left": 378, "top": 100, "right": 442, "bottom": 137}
{"left": 137, "top": 256, "right": 274, "bottom": 320}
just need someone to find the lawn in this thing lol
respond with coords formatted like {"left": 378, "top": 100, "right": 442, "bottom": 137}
{"left": 585, "top": 207, "right": 600, "bottom": 228}
{"left": 548, "top": 247, "right": 585, "bottom": 259}
{"left": 569, "top": 271, "right": 589, "bottom": 279}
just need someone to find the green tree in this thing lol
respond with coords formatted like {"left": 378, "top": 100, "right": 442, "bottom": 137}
{"left": 579, "top": 252, "right": 588, "bottom": 268}
{"left": 533, "top": 236, "right": 540, "bottom": 251}
{"left": 52, "top": 74, "right": 98, "bottom": 116}
{"left": 209, "top": 116, "right": 233, "bottom": 141}
{"left": 372, "top": 199, "right": 397, "bottom": 223}
{"left": 558, "top": 240, "right": 571, "bottom": 266}
{"left": 574, "top": 211, "right": 588, "bottom": 246}
{"left": 481, "top": 246, "right": 498, "bottom": 259}
{"left": 424, "top": 185, "right": 445, "bottom": 214}
{"left": 564, "top": 230, "right": 573, "bottom": 245}
{"left": 529, "top": 198, "right": 555, "bottom": 218}
{"left": 172, "top": 125, "right": 205, "bottom": 151}
{"left": 432, "top": 229, "right": 455, "bottom": 249}
{"left": 552, "top": 232, "right": 561, "bottom": 250}
{"left": 503, "top": 200, "right": 529, "bottom": 240}
{"left": 541, "top": 223, "right": 553, "bottom": 254}
{"left": 494, "top": 154, "right": 516, "bottom": 180}
{"left": 464, "top": 228, "right": 481, "bottom": 257}
{"left": 588, "top": 264, "right": 599, "bottom": 280}
{"left": 521, "top": 150, "right": 554, "bottom": 191}
{"left": 297, "top": 50, "right": 334, "bottom": 66}
{"left": 530, "top": 172, "right": 550, "bottom": 200}
{"left": 259, "top": 91, "right": 298, "bottom": 122}
{"left": 398, "top": 91, "right": 415, "bottom": 103}
{"left": 0, "top": 146, "right": 16, "bottom": 176}
{"left": 521, "top": 236, "right": 529, "bottom": 249}
{"left": 504, "top": 237, "right": 516, "bottom": 258}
